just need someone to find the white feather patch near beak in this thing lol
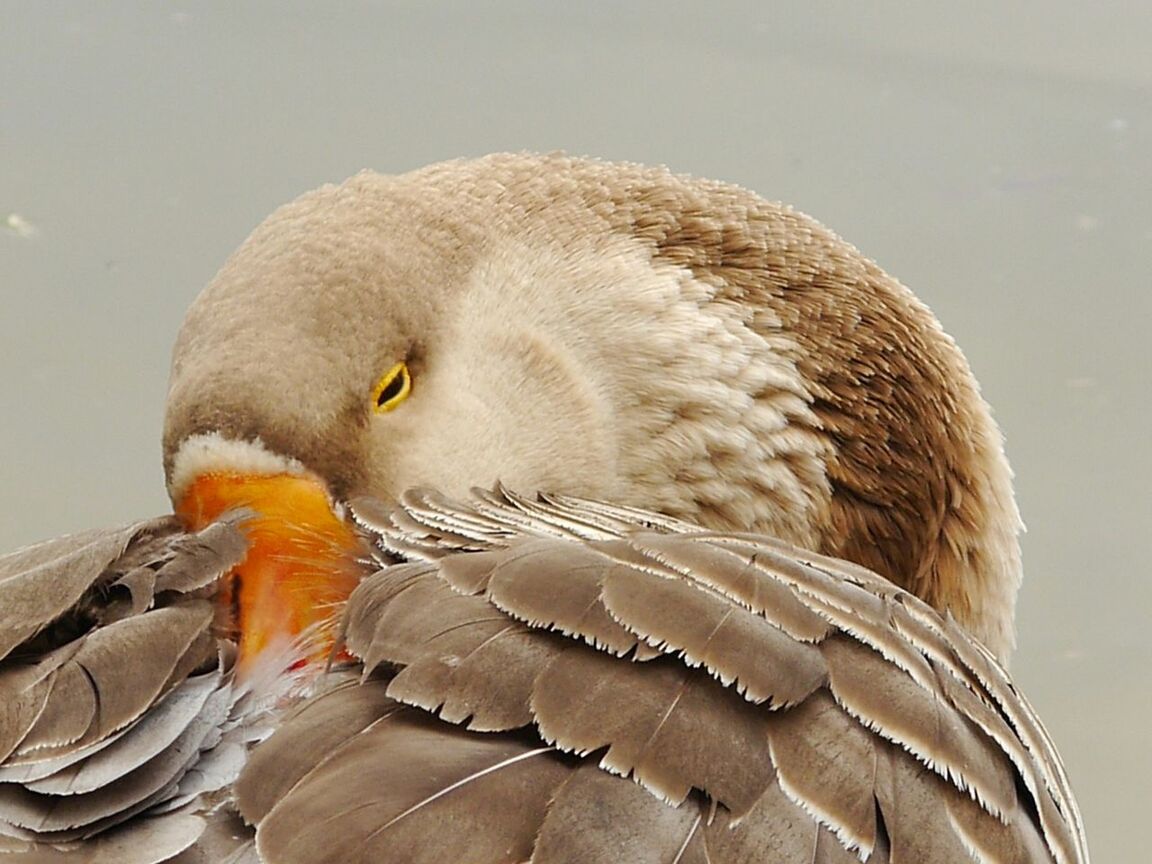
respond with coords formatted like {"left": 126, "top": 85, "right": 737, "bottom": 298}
{"left": 168, "top": 432, "right": 309, "bottom": 505}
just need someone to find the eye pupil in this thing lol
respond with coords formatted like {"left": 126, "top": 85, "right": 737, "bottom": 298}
{"left": 377, "top": 371, "right": 405, "bottom": 406}
{"left": 374, "top": 362, "right": 411, "bottom": 413}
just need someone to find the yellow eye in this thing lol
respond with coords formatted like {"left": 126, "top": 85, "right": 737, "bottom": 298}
{"left": 372, "top": 361, "right": 411, "bottom": 413}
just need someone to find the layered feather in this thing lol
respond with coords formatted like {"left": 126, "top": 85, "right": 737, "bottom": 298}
{"left": 0, "top": 489, "right": 1087, "bottom": 862}
{"left": 0, "top": 516, "right": 253, "bottom": 859}
{"left": 231, "top": 486, "right": 1087, "bottom": 863}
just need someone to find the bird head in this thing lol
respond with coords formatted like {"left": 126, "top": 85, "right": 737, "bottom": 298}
{"left": 162, "top": 154, "right": 1022, "bottom": 676}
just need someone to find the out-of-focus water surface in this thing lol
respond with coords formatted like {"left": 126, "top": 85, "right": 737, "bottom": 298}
{"left": 2, "top": 4, "right": 1147, "bottom": 859}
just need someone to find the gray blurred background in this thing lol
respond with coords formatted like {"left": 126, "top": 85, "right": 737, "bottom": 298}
{"left": 1, "top": 3, "right": 1148, "bottom": 859}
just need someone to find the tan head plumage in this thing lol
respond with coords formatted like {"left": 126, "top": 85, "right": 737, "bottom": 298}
{"left": 163, "top": 152, "right": 1021, "bottom": 660}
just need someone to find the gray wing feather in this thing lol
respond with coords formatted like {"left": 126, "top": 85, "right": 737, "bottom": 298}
{"left": 600, "top": 560, "right": 828, "bottom": 705}
{"left": 329, "top": 488, "right": 1087, "bottom": 864}
{"left": 0, "top": 814, "right": 206, "bottom": 863}
{"left": 253, "top": 704, "right": 570, "bottom": 864}
{"left": 234, "top": 677, "right": 399, "bottom": 825}
{"left": 0, "top": 518, "right": 248, "bottom": 855}
{"left": 0, "top": 521, "right": 166, "bottom": 661}
{"left": 0, "top": 488, "right": 1088, "bottom": 863}
{"left": 529, "top": 763, "right": 709, "bottom": 864}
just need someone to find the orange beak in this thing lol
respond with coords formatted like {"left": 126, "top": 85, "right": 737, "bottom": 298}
{"left": 174, "top": 471, "right": 366, "bottom": 678}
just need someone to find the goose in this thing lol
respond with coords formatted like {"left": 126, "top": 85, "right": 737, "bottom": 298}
{"left": 0, "top": 153, "right": 1089, "bottom": 863}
